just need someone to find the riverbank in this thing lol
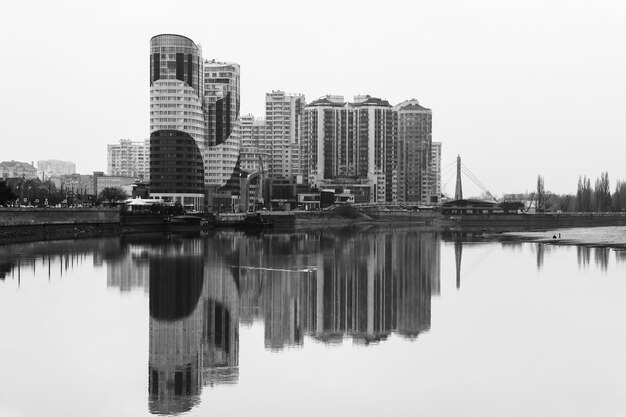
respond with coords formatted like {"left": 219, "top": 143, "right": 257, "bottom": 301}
{"left": 491, "top": 226, "right": 626, "bottom": 249}
{"left": 0, "top": 208, "right": 121, "bottom": 244}
{"left": 3, "top": 207, "right": 626, "bottom": 245}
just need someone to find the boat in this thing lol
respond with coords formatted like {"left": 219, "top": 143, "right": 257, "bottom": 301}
{"left": 165, "top": 215, "right": 205, "bottom": 231}
{"left": 214, "top": 212, "right": 273, "bottom": 229}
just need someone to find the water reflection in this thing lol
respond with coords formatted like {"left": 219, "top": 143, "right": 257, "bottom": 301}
{"left": 109, "top": 229, "right": 440, "bottom": 414}
{"left": 594, "top": 247, "right": 610, "bottom": 270}
{"left": 577, "top": 246, "right": 591, "bottom": 268}
{"left": 2, "top": 230, "right": 625, "bottom": 416}
{"left": 145, "top": 239, "right": 239, "bottom": 414}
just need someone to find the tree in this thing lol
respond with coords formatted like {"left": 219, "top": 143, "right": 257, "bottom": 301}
{"left": 536, "top": 175, "right": 546, "bottom": 211}
{"left": 99, "top": 187, "right": 128, "bottom": 203}
{"left": 0, "top": 181, "right": 17, "bottom": 206}
{"left": 576, "top": 175, "right": 593, "bottom": 212}
{"left": 613, "top": 181, "right": 626, "bottom": 212}
{"left": 594, "top": 172, "right": 612, "bottom": 212}
{"left": 552, "top": 194, "right": 575, "bottom": 212}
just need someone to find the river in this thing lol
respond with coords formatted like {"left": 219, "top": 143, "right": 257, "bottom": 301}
{"left": 1, "top": 227, "right": 625, "bottom": 416}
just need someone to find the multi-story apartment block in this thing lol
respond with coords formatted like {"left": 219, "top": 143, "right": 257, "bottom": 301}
{"left": 36, "top": 159, "right": 75, "bottom": 180}
{"left": 430, "top": 141, "right": 442, "bottom": 203}
{"left": 204, "top": 60, "right": 240, "bottom": 147}
{"left": 107, "top": 139, "right": 149, "bottom": 180}
{"left": 395, "top": 99, "right": 433, "bottom": 204}
{"left": 264, "top": 91, "right": 305, "bottom": 181}
{"left": 239, "top": 114, "right": 268, "bottom": 173}
{"left": 300, "top": 95, "right": 397, "bottom": 203}
{"left": 0, "top": 161, "right": 38, "bottom": 180}
{"left": 203, "top": 60, "right": 241, "bottom": 189}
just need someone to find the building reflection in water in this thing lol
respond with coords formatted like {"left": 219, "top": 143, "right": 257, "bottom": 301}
{"left": 0, "top": 229, "right": 441, "bottom": 415}
{"left": 102, "top": 229, "right": 440, "bottom": 414}
{"left": 145, "top": 237, "right": 239, "bottom": 415}
{"left": 234, "top": 230, "right": 440, "bottom": 348}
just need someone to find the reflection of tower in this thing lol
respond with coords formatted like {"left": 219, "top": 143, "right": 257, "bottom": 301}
{"left": 263, "top": 271, "right": 304, "bottom": 350}
{"left": 308, "top": 230, "right": 439, "bottom": 343}
{"left": 455, "top": 241, "right": 462, "bottom": 290}
{"left": 146, "top": 237, "right": 241, "bottom": 414}
{"left": 395, "top": 233, "right": 437, "bottom": 338}
{"left": 148, "top": 246, "right": 205, "bottom": 415}
{"left": 202, "top": 262, "right": 240, "bottom": 385}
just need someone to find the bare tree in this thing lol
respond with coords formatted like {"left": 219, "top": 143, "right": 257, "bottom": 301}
{"left": 613, "top": 180, "right": 626, "bottom": 212}
{"left": 576, "top": 175, "right": 593, "bottom": 212}
{"left": 536, "top": 175, "right": 546, "bottom": 211}
{"left": 594, "top": 172, "right": 611, "bottom": 212}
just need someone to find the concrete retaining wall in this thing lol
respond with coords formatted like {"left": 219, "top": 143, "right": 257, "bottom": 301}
{"left": 0, "top": 208, "right": 120, "bottom": 227}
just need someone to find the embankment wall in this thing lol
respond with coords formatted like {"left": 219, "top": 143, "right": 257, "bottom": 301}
{"left": 0, "top": 208, "right": 121, "bottom": 244}
{"left": 0, "top": 208, "right": 120, "bottom": 226}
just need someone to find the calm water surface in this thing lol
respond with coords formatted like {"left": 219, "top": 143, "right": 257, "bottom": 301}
{"left": 1, "top": 228, "right": 625, "bottom": 417}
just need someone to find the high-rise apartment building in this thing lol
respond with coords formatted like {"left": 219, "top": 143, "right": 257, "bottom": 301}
{"left": 264, "top": 91, "right": 305, "bottom": 181}
{"left": 300, "top": 95, "right": 397, "bottom": 203}
{"left": 430, "top": 141, "right": 442, "bottom": 203}
{"left": 239, "top": 114, "right": 267, "bottom": 174}
{"left": 149, "top": 34, "right": 206, "bottom": 210}
{"left": 149, "top": 35, "right": 243, "bottom": 210}
{"left": 36, "top": 159, "right": 75, "bottom": 180}
{"left": 394, "top": 99, "right": 432, "bottom": 203}
{"left": 203, "top": 60, "right": 241, "bottom": 188}
{"left": 107, "top": 139, "right": 149, "bottom": 180}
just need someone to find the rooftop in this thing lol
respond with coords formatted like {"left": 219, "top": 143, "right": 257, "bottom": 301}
{"left": 0, "top": 161, "right": 36, "bottom": 170}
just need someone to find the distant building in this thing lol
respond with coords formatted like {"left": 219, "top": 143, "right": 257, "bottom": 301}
{"left": 107, "top": 139, "right": 149, "bottom": 180}
{"left": 239, "top": 114, "right": 268, "bottom": 174}
{"left": 96, "top": 175, "right": 140, "bottom": 196}
{"left": 264, "top": 91, "right": 305, "bottom": 181}
{"left": 0, "top": 161, "right": 38, "bottom": 180}
{"left": 59, "top": 173, "right": 96, "bottom": 196}
{"left": 395, "top": 99, "right": 433, "bottom": 204}
{"left": 37, "top": 159, "right": 75, "bottom": 180}
{"left": 300, "top": 95, "right": 396, "bottom": 203}
{"left": 430, "top": 142, "right": 442, "bottom": 203}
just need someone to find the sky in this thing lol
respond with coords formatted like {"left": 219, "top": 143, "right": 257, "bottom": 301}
{"left": 1, "top": 0, "right": 625, "bottom": 197}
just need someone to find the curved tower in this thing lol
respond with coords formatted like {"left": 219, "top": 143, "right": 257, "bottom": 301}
{"left": 204, "top": 60, "right": 241, "bottom": 191}
{"left": 149, "top": 34, "right": 205, "bottom": 210}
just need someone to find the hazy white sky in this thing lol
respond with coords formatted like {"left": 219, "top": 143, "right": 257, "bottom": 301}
{"left": 1, "top": 0, "right": 624, "bottom": 197}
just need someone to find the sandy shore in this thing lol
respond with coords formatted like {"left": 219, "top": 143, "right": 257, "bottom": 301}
{"left": 494, "top": 226, "right": 626, "bottom": 249}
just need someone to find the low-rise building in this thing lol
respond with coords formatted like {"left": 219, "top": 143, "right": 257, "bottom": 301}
{"left": 96, "top": 176, "right": 140, "bottom": 196}
{"left": 0, "top": 161, "right": 38, "bottom": 180}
